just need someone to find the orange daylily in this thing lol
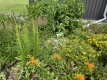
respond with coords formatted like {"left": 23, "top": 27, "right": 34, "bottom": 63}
{"left": 31, "top": 59, "right": 39, "bottom": 66}
{"left": 26, "top": 55, "right": 40, "bottom": 66}
{"left": 76, "top": 74, "right": 85, "bottom": 80}
{"left": 34, "top": 60, "right": 39, "bottom": 66}
{"left": 76, "top": 74, "right": 81, "bottom": 79}
{"left": 31, "top": 59, "right": 35, "bottom": 64}
{"left": 87, "top": 62, "right": 94, "bottom": 70}
{"left": 80, "top": 74, "right": 85, "bottom": 80}
{"left": 53, "top": 54, "right": 61, "bottom": 60}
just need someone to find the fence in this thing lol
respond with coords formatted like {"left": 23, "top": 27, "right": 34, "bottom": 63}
{"left": 83, "top": 0, "right": 107, "bottom": 20}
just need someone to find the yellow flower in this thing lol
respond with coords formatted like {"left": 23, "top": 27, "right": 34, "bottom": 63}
{"left": 31, "top": 56, "right": 35, "bottom": 60}
{"left": 105, "top": 34, "right": 107, "bottom": 37}
{"left": 98, "top": 53, "right": 101, "bottom": 56}
{"left": 89, "top": 41, "right": 92, "bottom": 44}
{"left": 92, "top": 50, "right": 95, "bottom": 52}
{"left": 26, "top": 61, "right": 31, "bottom": 65}
{"left": 76, "top": 56, "right": 78, "bottom": 59}
{"left": 82, "top": 56, "right": 86, "bottom": 59}
{"left": 86, "top": 36, "right": 90, "bottom": 38}
{"left": 97, "top": 54, "right": 100, "bottom": 56}
{"left": 89, "top": 54, "right": 92, "bottom": 57}
{"left": 81, "top": 41, "right": 84, "bottom": 44}
{"left": 53, "top": 54, "right": 61, "bottom": 60}
{"left": 68, "top": 50, "right": 72, "bottom": 52}
{"left": 93, "top": 54, "right": 96, "bottom": 58}
{"left": 82, "top": 52, "right": 87, "bottom": 55}
{"left": 79, "top": 46, "right": 82, "bottom": 49}
{"left": 27, "top": 54, "right": 31, "bottom": 58}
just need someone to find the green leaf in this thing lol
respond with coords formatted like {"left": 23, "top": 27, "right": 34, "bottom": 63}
{"left": 90, "top": 77, "right": 95, "bottom": 80}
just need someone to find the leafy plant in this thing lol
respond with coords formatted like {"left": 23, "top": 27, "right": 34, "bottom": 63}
{"left": 15, "top": 20, "right": 39, "bottom": 66}
{"left": 0, "top": 27, "right": 17, "bottom": 69}
{"left": 27, "top": 0, "right": 84, "bottom": 35}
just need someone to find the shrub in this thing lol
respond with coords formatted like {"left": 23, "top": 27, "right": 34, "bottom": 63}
{"left": 27, "top": 0, "right": 84, "bottom": 35}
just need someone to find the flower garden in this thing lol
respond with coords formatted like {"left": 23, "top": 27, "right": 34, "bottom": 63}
{"left": 0, "top": 0, "right": 107, "bottom": 80}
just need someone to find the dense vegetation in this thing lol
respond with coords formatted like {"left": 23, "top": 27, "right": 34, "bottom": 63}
{"left": 0, "top": 0, "right": 107, "bottom": 80}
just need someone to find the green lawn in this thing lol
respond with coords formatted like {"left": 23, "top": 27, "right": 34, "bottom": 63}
{"left": 0, "top": 0, "right": 29, "bottom": 13}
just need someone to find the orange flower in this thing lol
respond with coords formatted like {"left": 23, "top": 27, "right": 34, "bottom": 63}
{"left": 80, "top": 74, "right": 85, "bottom": 80}
{"left": 26, "top": 55, "right": 40, "bottom": 66}
{"left": 87, "top": 63, "right": 94, "bottom": 70}
{"left": 31, "top": 59, "right": 35, "bottom": 64}
{"left": 31, "top": 56, "right": 35, "bottom": 60}
{"left": 31, "top": 59, "right": 39, "bottom": 66}
{"left": 34, "top": 60, "right": 39, "bottom": 66}
{"left": 76, "top": 74, "right": 81, "bottom": 79}
{"left": 53, "top": 54, "right": 61, "bottom": 60}
{"left": 76, "top": 74, "right": 85, "bottom": 80}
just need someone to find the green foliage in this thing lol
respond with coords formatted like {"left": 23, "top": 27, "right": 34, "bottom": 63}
{"left": 15, "top": 20, "right": 39, "bottom": 66}
{"left": 0, "top": 12, "right": 26, "bottom": 26}
{"left": 18, "top": 28, "right": 106, "bottom": 80}
{"left": 27, "top": 0, "right": 84, "bottom": 35}
{"left": 0, "top": 27, "right": 17, "bottom": 69}
{"left": 1, "top": 1, "right": 107, "bottom": 79}
{"left": 1, "top": 23, "right": 107, "bottom": 79}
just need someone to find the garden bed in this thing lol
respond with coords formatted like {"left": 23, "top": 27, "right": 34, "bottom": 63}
{"left": 0, "top": 0, "right": 107, "bottom": 80}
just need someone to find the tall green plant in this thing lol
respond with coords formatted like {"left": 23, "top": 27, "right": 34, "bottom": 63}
{"left": 15, "top": 20, "right": 39, "bottom": 66}
{"left": 32, "top": 20, "right": 39, "bottom": 58}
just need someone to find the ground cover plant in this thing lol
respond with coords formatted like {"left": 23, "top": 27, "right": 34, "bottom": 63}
{"left": 0, "top": 0, "right": 107, "bottom": 80}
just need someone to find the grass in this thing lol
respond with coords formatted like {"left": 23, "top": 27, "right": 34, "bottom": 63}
{"left": 0, "top": 0, "right": 29, "bottom": 13}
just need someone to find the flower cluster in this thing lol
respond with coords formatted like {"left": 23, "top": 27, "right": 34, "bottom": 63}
{"left": 26, "top": 54, "right": 39, "bottom": 66}
{"left": 76, "top": 74, "right": 85, "bottom": 80}
{"left": 53, "top": 54, "right": 61, "bottom": 60}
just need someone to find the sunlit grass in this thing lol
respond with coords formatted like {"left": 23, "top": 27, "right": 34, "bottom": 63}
{"left": 0, "top": 0, "right": 29, "bottom": 13}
